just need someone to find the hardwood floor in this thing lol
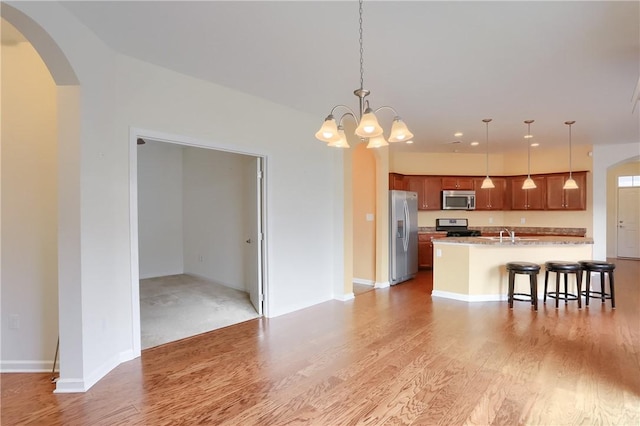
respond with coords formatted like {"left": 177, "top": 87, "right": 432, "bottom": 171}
{"left": 2, "top": 259, "right": 639, "bottom": 425}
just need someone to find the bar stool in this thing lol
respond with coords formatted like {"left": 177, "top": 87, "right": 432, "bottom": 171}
{"left": 579, "top": 260, "right": 616, "bottom": 309}
{"left": 544, "top": 261, "right": 582, "bottom": 308}
{"left": 506, "top": 262, "right": 541, "bottom": 310}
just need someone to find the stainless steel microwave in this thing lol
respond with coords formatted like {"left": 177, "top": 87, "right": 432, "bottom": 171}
{"left": 442, "top": 190, "right": 476, "bottom": 210}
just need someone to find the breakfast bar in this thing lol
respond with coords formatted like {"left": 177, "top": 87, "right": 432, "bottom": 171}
{"left": 432, "top": 236, "right": 594, "bottom": 302}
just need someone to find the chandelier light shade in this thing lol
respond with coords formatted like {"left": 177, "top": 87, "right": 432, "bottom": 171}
{"left": 480, "top": 118, "right": 495, "bottom": 189}
{"left": 328, "top": 126, "right": 350, "bottom": 148}
{"left": 522, "top": 119, "right": 537, "bottom": 190}
{"left": 563, "top": 120, "right": 579, "bottom": 189}
{"left": 315, "top": 0, "right": 413, "bottom": 149}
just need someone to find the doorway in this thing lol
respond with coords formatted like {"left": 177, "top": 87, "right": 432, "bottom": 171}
{"left": 131, "top": 134, "right": 266, "bottom": 350}
{"left": 617, "top": 186, "right": 640, "bottom": 258}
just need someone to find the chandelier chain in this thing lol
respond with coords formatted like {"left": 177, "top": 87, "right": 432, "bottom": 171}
{"left": 359, "top": 0, "right": 364, "bottom": 90}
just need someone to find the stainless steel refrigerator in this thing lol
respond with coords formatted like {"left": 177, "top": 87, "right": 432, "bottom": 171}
{"left": 389, "top": 190, "right": 419, "bottom": 285}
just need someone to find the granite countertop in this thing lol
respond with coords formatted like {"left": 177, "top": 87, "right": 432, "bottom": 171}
{"left": 419, "top": 226, "right": 587, "bottom": 237}
{"left": 432, "top": 236, "right": 594, "bottom": 246}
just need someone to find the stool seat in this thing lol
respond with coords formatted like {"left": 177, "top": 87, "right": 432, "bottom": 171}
{"left": 506, "top": 262, "right": 540, "bottom": 311}
{"left": 507, "top": 262, "right": 541, "bottom": 272}
{"left": 579, "top": 260, "right": 616, "bottom": 272}
{"left": 545, "top": 261, "right": 581, "bottom": 272}
{"left": 578, "top": 260, "right": 616, "bottom": 309}
{"left": 544, "top": 261, "right": 582, "bottom": 309}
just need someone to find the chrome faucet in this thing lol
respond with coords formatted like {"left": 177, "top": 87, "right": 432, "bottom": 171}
{"left": 500, "top": 227, "right": 516, "bottom": 243}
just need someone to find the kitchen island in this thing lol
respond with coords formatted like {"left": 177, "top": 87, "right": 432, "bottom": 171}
{"left": 432, "top": 236, "right": 593, "bottom": 302}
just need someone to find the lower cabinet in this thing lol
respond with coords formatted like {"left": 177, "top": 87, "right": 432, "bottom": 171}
{"left": 418, "top": 234, "right": 433, "bottom": 269}
{"left": 418, "top": 233, "right": 446, "bottom": 269}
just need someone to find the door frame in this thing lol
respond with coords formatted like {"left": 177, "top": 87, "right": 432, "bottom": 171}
{"left": 128, "top": 128, "right": 268, "bottom": 356}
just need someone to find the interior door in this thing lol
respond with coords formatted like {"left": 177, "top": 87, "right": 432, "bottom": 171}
{"left": 617, "top": 187, "right": 640, "bottom": 258}
{"left": 246, "top": 157, "right": 264, "bottom": 314}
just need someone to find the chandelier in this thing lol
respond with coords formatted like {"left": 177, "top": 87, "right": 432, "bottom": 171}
{"left": 315, "top": 0, "right": 413, "bottom": 148}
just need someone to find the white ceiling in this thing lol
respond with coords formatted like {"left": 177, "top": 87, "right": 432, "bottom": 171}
{"left": 30, "top": 2, "right": 640, "bottom": 152}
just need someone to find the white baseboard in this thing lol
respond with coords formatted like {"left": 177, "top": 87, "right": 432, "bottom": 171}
{"left": 54, "top": 348, "right": 137, "bottom": 394}
{"left": 0, "top": 360, "right": 55, "bottom": 373}
{"left": 353, "top": 278, "right": 375, "bottom": 286}
{"left": 432, "top": 290, "right": 507, "bottom": 302}
{"left": 375, "top": 281, "right": 390, "bottom": 289}
{"left": 335, "top": 292, "right": 355, "bottom": 301}
{"left": 54, "top": 378, "right": 87, "bottom": 393}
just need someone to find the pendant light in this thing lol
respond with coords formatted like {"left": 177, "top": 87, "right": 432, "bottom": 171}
{"left": 315, "top": 0, "right": 413, "bottom": 148}
{"left": 563, "top": 120, "right": 579, "bottom": 189}
{"left": 480, "top": 118, "right": 495, "bottom": 189}
{"left": 522, "top": 120, "right": 537, "bottom": 189}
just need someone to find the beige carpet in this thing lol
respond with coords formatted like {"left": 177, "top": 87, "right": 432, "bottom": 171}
{"left": 139, "top": 274, "right": 259, "bottom": 349}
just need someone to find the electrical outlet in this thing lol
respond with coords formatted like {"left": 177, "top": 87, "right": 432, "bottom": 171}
{"left": 366, "top": 213, "right": 374, "bottom": 221}
{"left": 8, "top": 314, "right": 19, "bottom": 329}
{"left": 436, "top": 249, "right": 442, "bottom": 257}
{"left": 520, "top": 217, "right": 526, "bottom": 224}
{"left": 198, "top": 255, "right": 204, "bottom": 262}
{"left": 488, "top": 217, "right": 493, "bottom": 224}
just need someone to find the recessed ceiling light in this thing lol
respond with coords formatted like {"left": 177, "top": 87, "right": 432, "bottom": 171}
{"left": 454, "top": 132, "right": 463, "bottom": 137}
{"left": 530, "top": 142, "right": 540, "bottom": 147}
{"left": 470, "top": 141, "right": 480, "bottom": 146}
{"left": 524, "top": 134, "right": 533, "bottom": 139}
{"left": 406, "top": 140, "right": 414, "bottom": 144}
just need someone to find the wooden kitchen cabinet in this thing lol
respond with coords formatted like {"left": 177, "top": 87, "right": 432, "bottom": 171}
{"left": 441, "top": 176, "right": 474, "bottom": 190}
{"left": 509, "top": 176, "right": 546, "bottom": 210}
{"left": 418, "top": 233, "right": 445, "bottom": 269}
{"left": 473, "top": 177, "right": 507, "bottom": 210}
{"left": 545, "top": 172, "right": 587, "bottom": 210}
{"left": 418, "top": 234, "right": 433, "bottom": 269}
{"left": 389, "top": 173, "right": 407, "bottom": 190}
{"left": 406, "top": 176, "right": 441, "bottom": 210}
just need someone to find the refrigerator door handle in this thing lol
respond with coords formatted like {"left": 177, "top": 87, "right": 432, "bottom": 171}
{"left": 403, "top": 201, "right": 410, "bottom": 252}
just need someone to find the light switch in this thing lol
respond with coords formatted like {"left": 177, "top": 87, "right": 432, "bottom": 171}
{"left": 366, "top": 213, "right": 374, "bottom": 221}
{"left": 436, "top": 249, "right": 442, "bottom": 257}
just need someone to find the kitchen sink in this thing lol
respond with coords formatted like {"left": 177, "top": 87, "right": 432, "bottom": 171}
{"left": 478, "top": 236, "right": 538, "bottom": 242}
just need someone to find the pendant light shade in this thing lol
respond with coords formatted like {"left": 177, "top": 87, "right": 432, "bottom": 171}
{"left": 315, "top": 115, "right": 340, "bottom": 143}
{"left": 328, "top": 126, "right": 350, "bottom": 148}
{"left": 563, "top": 178, "right": 579, "bottom": 189}
{"left": 388, "top": 117, "right": 414, "bottom": 142}
{"left": 563, "top": 120, "right": 579, "bottom": 189}
{"left": 522, "top": 177, "right": 537, "bottom": 189}
{"left": 522, "top": 120, "right": 537, "bottom": 190}
{"left": 481, "top": 177, "right": 495, "bottom": 189}
{"left": 315, "top": 0, "right": 412, "bottom": 148}
{"left": 480, "top": 118, "right": 495, "bottom": 189}
{"left": 366, "top": 134, "right": 388, "bottom": 149}
{"left": 355, "top": 108, "right": 384, "bottom": 138}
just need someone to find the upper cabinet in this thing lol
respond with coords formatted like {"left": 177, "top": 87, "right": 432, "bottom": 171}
{"left": 389, "top": 172, "right": 587, "bottom": 211}
{"left": 509, "top": 176, "right": 546, "bottom": 210}
{"left": 441, "top": 177, "right": 474, "bottom": 190}
{"left": 473, "top": 177, "right": 507, "bottom": 210}
{"left": 406, "top": 176, "right": 441, "bottom": 210}
{"left": 545, "top": 172, "right": 587, "bottom": 210}
{"left": 389, "top": 173, "right": 407, "bottom": 190}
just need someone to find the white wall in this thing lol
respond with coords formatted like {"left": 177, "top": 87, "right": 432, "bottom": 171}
{"left": 182, "top": 148, "right": 250, "bottom": 291}
{"left": 7, "top": 1, "right": 338, "bottom": 391}
{"left": 1, "top": 25, "right": 59, "bottom": 371}
{"left": 137, "top": 142, "right": 184, "bottom": 279}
